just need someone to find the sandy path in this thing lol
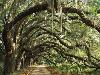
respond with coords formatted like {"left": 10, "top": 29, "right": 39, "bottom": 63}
{"left": 28, "top": 65, "right": 51, "bottom": 75}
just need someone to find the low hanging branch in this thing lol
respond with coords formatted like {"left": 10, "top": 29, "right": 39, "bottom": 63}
{"left": 25, "top": 41, "right": 100, "bottom": 69}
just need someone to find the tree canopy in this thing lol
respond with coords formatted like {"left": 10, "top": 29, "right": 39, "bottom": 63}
{"left": 0, "top": 0, "right": 100, "bottom": 75}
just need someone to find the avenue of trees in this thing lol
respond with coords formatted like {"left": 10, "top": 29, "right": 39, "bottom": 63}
{"left": 0, "top": 0, "right": 100, "bottom": 75}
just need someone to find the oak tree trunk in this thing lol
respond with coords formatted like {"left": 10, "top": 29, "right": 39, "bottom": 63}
{"left": 2, "top": 29, "right": 15, "bottom": 75}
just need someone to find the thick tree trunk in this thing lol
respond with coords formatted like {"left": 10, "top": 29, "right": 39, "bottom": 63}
{"left": 2, "top": 29, "right": 15, "bottom": 75}
{"left": 3, "top": 53, "right": 15, "bottom": 75}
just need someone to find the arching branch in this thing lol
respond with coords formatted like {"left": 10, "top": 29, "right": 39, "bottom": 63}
{"left": 62, "top": 7, "right": 100, "bottom": 33}
{"left": 8, "top": 2, "right": 48, "bottom": 31}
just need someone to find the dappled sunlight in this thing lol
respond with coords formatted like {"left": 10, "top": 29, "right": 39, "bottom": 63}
{"left": 14, "top": 64, "right": 94, "bottom": 75}
{"left": 1, "top": 0, "right": 100, "bottom": 75}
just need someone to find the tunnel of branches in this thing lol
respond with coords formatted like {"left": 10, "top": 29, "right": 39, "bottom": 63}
{"left": 1, "top": 0, "right": 100, "bottom": 75}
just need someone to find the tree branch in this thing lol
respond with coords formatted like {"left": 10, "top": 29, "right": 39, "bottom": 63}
{"left": 8, "top": 2, "right": 48, "bottom": 31}
{"left": 62, "top": 7, "right": 100, "bottom": 33}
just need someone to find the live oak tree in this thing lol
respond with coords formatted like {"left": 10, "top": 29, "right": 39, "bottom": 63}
{"left": 0, "top": 0, "right": 100, "bottom": 75}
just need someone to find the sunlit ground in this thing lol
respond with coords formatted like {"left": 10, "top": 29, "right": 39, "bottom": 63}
{"left": 13, "top": 64, "right": 99, "bottom": 75}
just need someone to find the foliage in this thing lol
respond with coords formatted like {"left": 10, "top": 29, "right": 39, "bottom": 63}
{"left": 0, "top": 0, "right": 100, "bottom": 74}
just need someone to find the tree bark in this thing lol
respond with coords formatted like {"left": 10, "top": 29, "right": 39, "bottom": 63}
{"left": 15, "top": 50, "right": 25, "bottom": 71}
{"left": 2, "top": 29, "right": 15, "bottom": 75}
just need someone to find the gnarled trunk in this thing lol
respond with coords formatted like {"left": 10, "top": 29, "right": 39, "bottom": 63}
{"left": 2, "top": 29, "right": 15, "bottom": 75}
